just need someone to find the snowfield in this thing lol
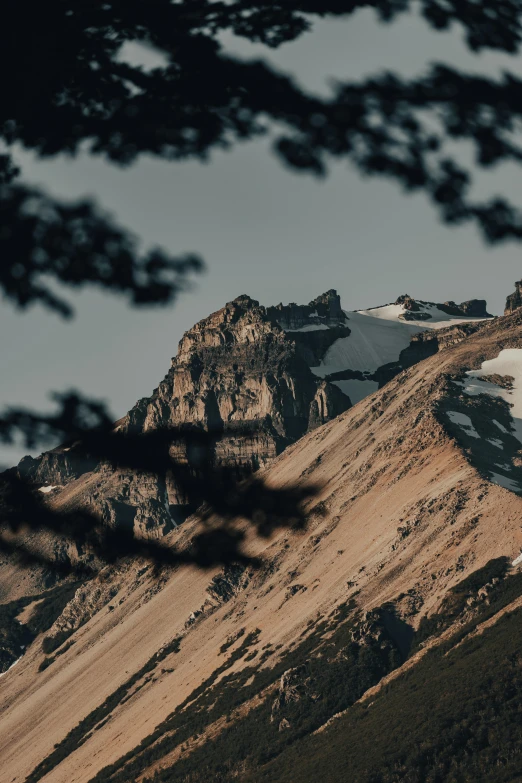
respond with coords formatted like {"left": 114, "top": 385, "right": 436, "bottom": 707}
{"left": 328, "top": 378, "right": 379, "bottom": 405}
{"left": 450, "top": 348, "right": 522, "bottom": 493}
{"left": 463, "top": 349, "right": 522, "bottom": 442}
{"left": 310, "top": 301, "right": 491, "bottom": 402}
{"left": 356, "top": 302, "right": 487, "bottom": 329}
{"left": 446, "top": 411, "right": 480, "bottom": 438}
{"left": 286, "top": 323, "right": 330, "bottom": 332}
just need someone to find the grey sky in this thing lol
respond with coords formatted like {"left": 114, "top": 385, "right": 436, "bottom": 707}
{"left": 2, "top": 9, "right": 522, "bottom": 464}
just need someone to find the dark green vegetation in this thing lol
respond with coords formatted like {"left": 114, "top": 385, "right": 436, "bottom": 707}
{"left": 85, "top": 602, "right": 403, "bottom": 783}
{"left": 257, "top": 605, "right": 522, "bottom": 783}
{"left": 253, "top": 562, "right": 522, "bottom": 783}
{"left": 25, "top": 636, "right": 182, "bottom": 783}
{"left": 413, "top": 556, "right": 512, "bottom": 650}
{"left": 90, "top": 560, "right": 522, "bottom": 783}
{"left": 0, "top": 580, "right": 82, "bottom": 672}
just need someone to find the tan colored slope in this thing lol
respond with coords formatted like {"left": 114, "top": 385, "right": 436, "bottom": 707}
{"left": 2, "top": 313, "right": 522, "bottom": 783}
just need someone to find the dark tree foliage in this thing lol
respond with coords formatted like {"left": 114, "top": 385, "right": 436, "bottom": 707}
{"left": 0, "top": 152, "right": 203, "bottom": 318}
{"left": 2, "top": 0, "right": 522, "bottom": 571}
{"left": 0, "top": 182, "right": 203, "bottom": 318}
{"left": 2, "top": 0, "right": 522, "bottom": 289}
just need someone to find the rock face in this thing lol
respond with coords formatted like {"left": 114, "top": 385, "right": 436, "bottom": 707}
{"left": 266, "top": 289, "right": 347, "bottom": 330}
{"left": 456, "top": 299, "right": 491, "bottom": 318}
{"left": 16, "top": 447, "right": 97, "bottom": 488}
{"left": 121, "top": 294, "right": 351, "bottom": 486}
{"left": 396, "top": 321, "right": 486, "bottom": 373}
{"left": 14, "top": 293, "right": 352, "bottom": 536}
{"left": 505, "top": 281, "right": 522, "bottom": 315}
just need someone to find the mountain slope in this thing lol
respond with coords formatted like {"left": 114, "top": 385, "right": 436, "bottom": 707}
{"left": 254, "top": 596, "right": 522, "bottom": 783}
{"left": 1, "top": 306, "right": 522, "bottom": 783}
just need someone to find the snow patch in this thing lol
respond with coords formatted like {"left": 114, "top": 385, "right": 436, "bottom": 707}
{"left": 355, "top": 302, "right": 487, "bottom": 330}
{"left": 446, "top": 411, "right": 480, "bottom": 438}
{"left": 512, "top": 552, "right": 522, "bottom": 567}
{"left": 287, "top": 323, "right": 330, "bottom": 332}
{"left": 312, "top": 310, "right": 420, "bottom": 376}
{"left": 38, "top": 485, "right": 59, "bottom": 494}
{"left": 487, "top": 438, "right": 504, "bottom": 449}
{"left": 332, "top": 379, "right": 379, "bottom": 405}
{"left": 311, "top": 301, "right": 489, "bottom": 380}
{"left": 489, "top": 472, "right": 522, "bottom": 492}
{"left": 0, "top": 656, "right": 22, "bottom": 678}
{"left": 463, "top": 349, "right": 522, "bottom": 442}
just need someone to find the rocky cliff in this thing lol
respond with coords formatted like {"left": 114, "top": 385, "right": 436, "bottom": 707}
{"left": 12, "top": 293, "right": 352, "bottom": 537}
{"left": 266, "top": 289, "right": 347, "bottom": 330}
{"left": 122, "top": 293, "right": 350, "bottom": 452}
{"left": 118, "top": 293, "right": 351, "bottom": 518}
{"left": 505, "top": 280, "right": 522, "bottom": 315}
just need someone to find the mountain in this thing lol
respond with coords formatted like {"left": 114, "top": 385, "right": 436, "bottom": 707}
{"left": 307, "top": 292, "right": 491, "bottom": 403}
{"left": 11, "top": 289, "right": 492, "bottom": 542}
{"left": 3, "top": 288, "right": 522, "bottom": 783}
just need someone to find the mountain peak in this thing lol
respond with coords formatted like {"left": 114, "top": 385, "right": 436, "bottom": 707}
{"left": 229, "top": 294, "right": 260, "bottom": 309}
{"left": 393, "top": 294, "right": 492, "bottom": 320}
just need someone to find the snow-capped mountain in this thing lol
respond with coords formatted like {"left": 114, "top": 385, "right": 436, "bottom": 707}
{"left": 305, "top": 295, "right": 492, "bottom": 402}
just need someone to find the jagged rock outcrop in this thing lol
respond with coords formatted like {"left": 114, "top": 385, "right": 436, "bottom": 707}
{"left": 120, "top": 295, "right": 351, "bottom": 507}
{"left": 505, "top": 280, "right": 522, "bottom": 315}
{"left": 267, "top": 289, "right": 347, "bottom": 330}
{"left": 455, "top": 299, "right": 491, "bottom": 318}
{"left": 395, "top": 294, "right": 423, "bottom": 312}
{"left": 13, "top": 293, "right": 351, "bottom": 538}
{"left": 396, "top": 295, "right": 492, "bottom": 321}
{"left": 271, "top": 665, "right": 317, "bottom": 725}
{"left": 397, "top": 321, "right": 487, "bottom": 372}
{"left": 16, "top": 447, "right": 97, "bottom": 488}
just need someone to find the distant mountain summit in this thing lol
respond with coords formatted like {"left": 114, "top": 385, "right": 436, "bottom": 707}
{"left": 303, "top": 291, "right": 493, "bottom": 403}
